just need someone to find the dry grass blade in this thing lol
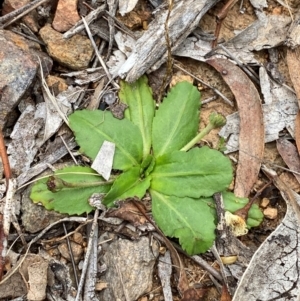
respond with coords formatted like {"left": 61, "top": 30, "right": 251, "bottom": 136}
{"left": 38, "top": 58, "right": 69, "bottom": 127}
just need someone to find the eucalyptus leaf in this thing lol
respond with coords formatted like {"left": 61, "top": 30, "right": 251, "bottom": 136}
{"left": 119, "top": 76, "right": 155, "bottom": 159}
{"left": 30, "top": 166, "right": 112, "bottom": 215}
{"left": 151, "top": 147, "right": 232, "bottom": 198}
{"left": 103, "top": 166, "right": 151, "bottom": 207}
{"left": 151, "top": 190, "right": 216, "bottom": 255}
{"left": 69, "top": 110, "right": 143, "bottom": 171}
{"left": 152, "top": 81, "right": 200, "bottom": 157}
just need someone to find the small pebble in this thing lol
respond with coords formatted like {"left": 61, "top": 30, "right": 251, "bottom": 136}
{"left": 58, "top": 242, "right": 83, "bottom": 263}
{"left": 263, "top": 207, "right": 278, "bottom": 219}
{"left": 72, "top": 232, "right": 84, "bottom": 245}
{"left": 260, "top": 197, "right": 270, "bottom": 208}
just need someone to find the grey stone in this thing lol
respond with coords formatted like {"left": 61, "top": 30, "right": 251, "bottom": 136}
{"left": 100, "top": 236, "right": 159, "bottom": 301}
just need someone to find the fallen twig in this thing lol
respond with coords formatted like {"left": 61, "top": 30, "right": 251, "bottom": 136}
{"left": 0, "top": 0, "right": 51, "bottom": 28}
{"left": 75, "top": 209, "right": 100, "bottom": 301}
{"left": 82, "top": 16, "right": 119, "bottom": 89}
{"left": 0, "top": 128, "right": 11, "bottom": 281}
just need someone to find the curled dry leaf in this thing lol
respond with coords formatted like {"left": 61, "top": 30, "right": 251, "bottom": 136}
{"left": 276, "top": 138, "right": 300, "bottom": 185}
{"left": 220, "top": 67, "right": 298, "bottom": 153}
{"left": 106, "top": 199, "right": 148, "bottom": 226}
{"left": 232, "top": 167, "right": 300, "bottom": 300}
{"left": 207, "top": 58, "right": 264, "bottom": 198}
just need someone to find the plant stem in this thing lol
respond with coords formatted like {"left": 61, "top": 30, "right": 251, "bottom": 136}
{"left": 62, "top": 179, "right": 114, "bottom": 188}
{"left": 180, "top": 123, "right": 215, "bottom": 152}
{"left": 47, "top": 176, "right": 115, "bottom": 192}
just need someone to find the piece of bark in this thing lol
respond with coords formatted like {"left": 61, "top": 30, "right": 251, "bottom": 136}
{"left": 119, "top": 0, "right": 139, "bottom": 16}
{"left": 158, "top": 251, "right": 172, "bottom": 301}
{"left": 232, "top": 167, "right": 300, "bottom": 300}
{"left": 7, "top": 103, "right": 44, "bottom": 175}
{"left": 210, "top": 12, "right": 291, "bottom": 64}
{"left": 118, "top": 0, "right": 220, "bottom": 82}
{"left": 207, "top": 58, "right": 264, "bottom": 198}
{"left": 286, "top": 11, "right": 300, "bottom": 49}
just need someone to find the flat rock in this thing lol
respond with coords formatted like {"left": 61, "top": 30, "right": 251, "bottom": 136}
{"left": 39, "top": 24, "right": 94, "bottom": 70}
{"left": 100, "top": 237, "right": 159, "bottom": 301}
{"left": 53, "top": 0, "right": 80, "bottom": 32}
{"left": 21, "top": 187, "right": 65, "bottom": 233}
{"left": 0, "top": 29, "right": 38, "bottom": 129}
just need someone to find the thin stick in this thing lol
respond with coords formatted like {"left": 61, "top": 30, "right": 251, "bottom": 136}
{"left": 75, "top": 210, "right": 99, "bottom": 301}
{"left": 218, "top": 44, "right": 260, "bottom": 84}
{"left": 174, "top": 62, "right": 234, "bottom": 106}
{"left": 81, "top": 16, "right": 119, "bottom": 89}
{"left": 0, "top": 216, "right": 89, "bottom": 285}
{"left": 59, "top": 135, "right": 78, "bottom": 165}
{"left": 0, "top": 129, "right": 11, "bottom": 183}
{"left": 0, "top": 0, "right": 51, "bottom": 28}
{"left": 63, "top": 223, "right": 79, "bottom": 288}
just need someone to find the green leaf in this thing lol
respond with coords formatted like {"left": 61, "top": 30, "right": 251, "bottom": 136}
{"left": 119, "top": 76, "right": 155, "bottom": 159}
{"left": 151, "top": 147, "right": 232, "bottom": 198}
{"left": 30, "top": 166, "right": 112, "bottom": 215}
{"left": 151, "top": 190, "right": 216, "bottom": 255}
{"left": 69, "top": 110, "right": 143, "bottom": 171}
{"left": 222, "top": 191, "right": 264, "bottom": 228}
{"left": 152, "top": 81, "right": 200, "bottom": 157}
{"left": 103, "top": 166, "right": 151, "bottom": 207}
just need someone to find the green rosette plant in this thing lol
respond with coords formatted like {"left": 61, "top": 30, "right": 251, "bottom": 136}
{"left": 31, "top": 76, "right": 263, "bottom": 255}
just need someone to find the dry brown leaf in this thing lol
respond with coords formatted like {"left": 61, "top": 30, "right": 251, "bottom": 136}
{"left": 207, "top": 58, "right": 264, "bottom": 198}
{"left": 181, "top": 287, "right": 208, "bottom": 301}
{"left": 19, "top": 254, "right": 48, "bottom": 301}
{"left": 106, "top": 199, "right": 148, "bottom": 226}
{"left": 287, "top": 48, "right": 300, "bottom": 153}
{"left": 277, "top": 138, "right": 300, "bottom": 184}
{"left": 287, "top": 48, "right": 300, "bottom": 103}
{"left": 220, "top": 284, "right": 232, "bottom": 301}
{"left": 295, "top": 112, "right": 300, "bottom": 154}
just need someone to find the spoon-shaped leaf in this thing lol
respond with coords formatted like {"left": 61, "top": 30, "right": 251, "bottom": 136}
{"left": 152, "top": 81, "right": 200, "bottom": 158}
{"left": 119, "top": 76, "right": 155, "bottom": 160}
{"left": 69, "top": 110, "right": 143, "bottom": 171}
{"left": 151, "top": 190, "right": 216, "bottom": 255}
{"left": 30, "top": 166, "right": 112, "bottom": 215}
{"left": 151, "top": 147, "right": 232, "bottom": 198}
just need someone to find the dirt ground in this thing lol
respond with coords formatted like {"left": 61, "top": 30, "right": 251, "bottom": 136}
{"left": 1, "top": 0, "right": 300, "bottom": 300}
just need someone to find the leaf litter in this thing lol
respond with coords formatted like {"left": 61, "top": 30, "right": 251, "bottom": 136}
{"left": 1, "top": 0, "right": 300, "bottom": 300}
